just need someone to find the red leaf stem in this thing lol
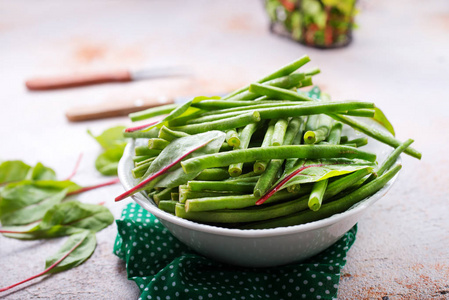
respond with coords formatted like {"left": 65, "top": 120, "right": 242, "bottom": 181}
{"left": 255, "top": 164, "right": 324, "bottom": 205}
{"left": 68, "top": 178, "right": 120, "bottom": 196}
{"left": 124, "top": 121, "right": 159, "bottom": 133}
{"left": 65, "top": 153, "right": 83, "bottom": 181}
{"left": 0, "top": 237, "right": 85, "bottom": 292}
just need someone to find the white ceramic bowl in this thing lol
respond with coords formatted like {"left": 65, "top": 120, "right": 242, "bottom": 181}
{"left": 118, "top": 136, "right": 399, "bottom": 267}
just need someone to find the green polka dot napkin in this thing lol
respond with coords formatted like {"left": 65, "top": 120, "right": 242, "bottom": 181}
{"left": 114, "top": 203, "right": 357, "bottom": 300}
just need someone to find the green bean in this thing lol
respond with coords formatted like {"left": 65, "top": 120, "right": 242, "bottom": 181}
{"left": 153, "top": 187, "right": 177, "bottom": 204}
{"left": 132, "top": 160, "right": 153, "bottom": 178}
{"left": 225, "top": 129, "right": 240, "bottom": 147}
{"left": 254, "top": 117, "right": 303, "bottom": 197}
{"left": 229, "top": 122, "right": 260, "bottom": 176}
{"left": 171, "top": 192, "right": 179, "bottom": 201}
{"left": 179, "top": 190, "right": 243, "bottom": 204}
{"left": 182, "top": 145, "right": 377, "bottom": 174}
{"left": 329, "top": 114, "right": 421, "bottom": 159}
{"left": 305, "top": 68, "right": 321, "bottom": 76}
{"left": 222, "top": 55, "right": 310, "bottom": 100}
{"left": 283, "top": 118, "right": 306, "bottom": 173}
{"left": 185, "top": 190, "right": 301, "bottom": 212}
{"left": 135, "top": 157, "right": 156, "bottom": 167}
{"left": 326, "top": 122, "right": 343, "bottom": 145}
{"left": 171, "top": 111, "right": 261, "bottom": 134}
{"left": 158, "top": 200, "right": 178, "bottom": 214}
{"left": 339, "top": 109, "right": 376, "bottom": 118}
{"left": 298, "top": 76, "right": 313, "bottom": 88}
{"left": 195, "top": 168, "right": 230, "bottom": 181}
{"left": 187, "top": 103, "right": 300, "bottom": 124}
{"left": 134, "top": 146, "right": 162, "bottom": 157}
{"left": 241, "top": 164, "right": 400, "bottom": 229}
{"left": 129, "top": 103, "right": 178, "bottom": 122}
{"left": 304, "top": 115, "right": 333, "bottom": 144}
{"left": 124, "top": 127, "right": 159, "bottom": 139}
{"left": 271, "top": 118, "right": 289, "bottom": 146}
{"left": 257, "top": 101, "right": 374, "bottom": 120}
{"left": 308, "top": 179, "right": 328, "bottom": 211}
{"left": 249, "top": 83, "right": 314, "bottom": 102}
{"left": 222, "top": 73, "right": 307, "bottom": 101}
{"left": 158, "top": 125, "right": 189, "bottom": 141}
{"left": 377, "top": 139, "right": 413, "bottom": 176}
{"left": 254, "top": 120, "right": 276, "bottom": 174}
{"left": 192, "top": 100, "right": 300, "bottom": 111}
{"left": 187, "top": 180, "right": 256, "bottom": 193}
{"left": 133, "top": 155, "right": 152, "bottom": 163}
{"left": 340, "top": 136, "right": 349, "bottom": 143}
{"left": 342, "top": 137, "right": 368, "bottom": 148}
{"left": 148, "top": 138, "right": 170, "bottom": 150}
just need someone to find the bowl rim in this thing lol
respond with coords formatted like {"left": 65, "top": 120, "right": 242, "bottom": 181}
{"left": 118, "top": 138, "right": 400, "bottom": 238}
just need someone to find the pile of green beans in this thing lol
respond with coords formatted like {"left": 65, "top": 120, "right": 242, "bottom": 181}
{"left": 124, "top": 55, "right": 421, "bottom": 229}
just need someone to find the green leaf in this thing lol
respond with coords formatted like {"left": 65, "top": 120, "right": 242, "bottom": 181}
{"left": 26, "top": 162, "right": 57, "bottom": 181}
{"left": 0, "top": 160, "right": 31, "bottom": 184}
{"left": 279, "top": 158, "right": 375, "bottom": 191}
{"left": 0, "top": 180, "right": 80, "bottom": 226}
{"left": 371, "top": 107, "right": 395, "bottom": 136}
{"left": 88, "top": 125, "right": 127, "bottom": 150}
{"left": 1, "top": 201, "right": 114, "bottom": 239}
{"left": 45, "top": 230, "right": 96, "bottom": 273}
{"left": 94, "top": 145, "right": 125, "bottom": 176}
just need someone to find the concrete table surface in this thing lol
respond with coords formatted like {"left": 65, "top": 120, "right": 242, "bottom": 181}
{"left": 0, "top": 0, "right": 448, "bottom": 299}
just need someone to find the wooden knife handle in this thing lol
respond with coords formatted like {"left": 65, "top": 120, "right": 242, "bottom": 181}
{"left": 65, "top": 97, "right": 174, "bottom": 122}
{"left": 25, "top": 70, "right": 132, "bottom": 91}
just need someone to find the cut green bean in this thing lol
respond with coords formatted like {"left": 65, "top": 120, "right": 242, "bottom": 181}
{"left": 254, "top": 119, "right": 276, "bottom": 174}
{"left": 132, "top": 159, "right": 155, "bottom": 178}
{"left": 134, "top": 146, "right": 162, "bottom": 157}
{"left": 340, "top": 109, "right": 376, "bottom": 118}
{"left": 229, "top": 122, "right": 260, "bottom": 177}
{"left": 271, "top": 118, "right": 289, "bottom": 146}
{"left": 185, "top": 190, "right": 301, "bottom": 212}
{"left": 222, "top": 55, "right": 310, "bottom": 100}
{"left": 153, "top": 187, "right": 177, "bottom": 204}
{"left": 179, "top": 190, "right": 243, "bottom": 204}
{"left": 148, "top": 138, "right": 170, "bottom": 150}
{"left": 342, "top": 137, "right": 368, "bottom": 148}
{"left": 187, "top": 180, "right": 256, "bottom": 193}
{"left": 171, "top": 193, "right": 179, "bottom": 202}
{"left": 225, "top": 129, "right": 240, "bottom": 147}
{"left": 308, "top": 179, "right": 328, "bottom": 211}
{"left": 304, "top": 114, "right": 333, "bottom": 144}
{"left": 135, "top": 156, "right": 156, "bottom": 167}
{"left": 133, "top": 155, "right": 152, "bottom": 163}
{"left": 158, "top": 125, "right": 189, "bottom": 141}
{"left": 195, "top": 168, "right": 230, "bottom": 181}
{"left": 129, "top": 103, "right": 178, "bottom": 122}
{"left": 182, "top": 145, "right": 377, "bottom": 174}
{"left": 171, "top": 111, "right": 261, "bottom": 134}
{"left": 249, "top": 83, "right": 314, "bottom": 102}
{"left": 124, "top": 127, "right": 159, "bottom": 139}
{"left": 326, "top": 122, "right": 343, "bottom": 145}
{"left": 158, "top": 200, "right": 178, "bottom": 214}
{"left": 329, "top": 114, "right": 421, "bottom": 159}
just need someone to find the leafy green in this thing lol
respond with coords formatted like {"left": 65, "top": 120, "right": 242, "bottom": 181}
{"left": 371, "top": 107, "right": 395, "bottom": 136}
{"left": 0, "top": 160, "right": 31, "bottom": 184}
{"left": 88, "top": 125, "right": 127, "bottom": 176}
{"left": 0, "top": 180, "right": 80, "bottom": 226}
{"left": 1, "top": 201, "right": 114, "bottom": 240}
{"left": 45, "top": 230, "right": 96, "bottom": 274}
{"left": 95, "top": 147, "right": 124, "bottom": 176}
{"left": 88, "top": 126, "right": 127, "bottom": 150}
{"left": 279, "top": 158, "right": 374, "bottom": 191}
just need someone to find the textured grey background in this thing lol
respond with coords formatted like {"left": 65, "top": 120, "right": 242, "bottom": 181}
{"left": 1, "top": 0, "right": 448, "bottom": 299}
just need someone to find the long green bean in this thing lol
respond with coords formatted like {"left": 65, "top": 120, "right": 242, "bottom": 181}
{"left": 249, "top": 83, "right": 314, "bottom": 102}
{"left": 329, "top": 114, "right": 421, "bottom": 159}
{"left": 129, "top": 103, "right": 178, "bottom": 122}
{"left": 187, "top": 180, "right": 256, "bottom": 193}
{"left": 254, "top": 119, "right": 276, "bottom": 174}
{"left": 229, "top": 122, "right": 260, "bottom": 176}
{"left": 171, "top": 111, "right": 261, "bottom": 134}
{"left": 304, "top": 114, "right": 333, "bottom": 144}
{"left": 158, "top": 126, "right": 189, "bottom": 141}
{"left": 222, "top": 55, "right": 310, "bottom": 100}
{"left": 182, "top": 145, "right": 377, "bottom": 174}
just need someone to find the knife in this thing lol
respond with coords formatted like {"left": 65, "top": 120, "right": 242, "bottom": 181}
{"left": 25, "top": 67, "right": 190, "bottom": 91}
{"left": 65, "top": 96, "right": 178, "bottom": 122}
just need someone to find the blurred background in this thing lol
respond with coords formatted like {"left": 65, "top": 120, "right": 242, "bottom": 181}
{"left": 1, "top": 0, "right": 448, "bottom": 299}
